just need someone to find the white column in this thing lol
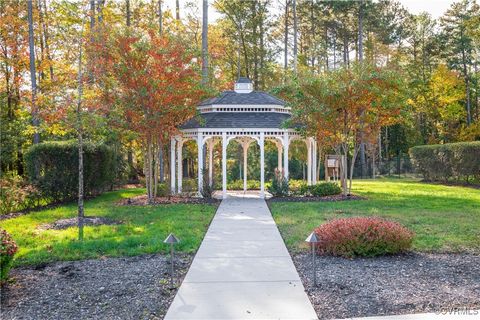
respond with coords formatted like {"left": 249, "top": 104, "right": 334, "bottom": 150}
{"left": 277, "top": 141, "right": 283, "bottom": 173}
{"left": 197, "top": 132, "right": 204, "bottom": 196}
{"left": 312, "top": 139, "right": 317, "bottom": 184}
{"left": 243, "top": 143, "right": 248, "bottom": 192}
{"left": 307, "top": 138, "right": 312, "bottom": 186}
{"left": 222, "top": 132, "right": 227, "bottom": 199}
{"left": 283, "top": 132, "right": 289, "bottom": 180}
{"left": 177, "top": 139, "right": 183, "bottom": 193}
{"left": 170, "top": 138, "right": 176, "bottom": 194}
{"left": 207, "top": 139, "right": 214, "bottom": 187}
{"left": 260, "top": 132, "right": 265, "bottom": 198}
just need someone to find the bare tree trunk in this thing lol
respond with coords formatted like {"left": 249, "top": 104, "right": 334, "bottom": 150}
{"left": 126, "top": 0, "right": 131, "bottom": 27}
{"left": 358, "top": 0, "right": 364, "bottom": 62}
{"left": 42, "top": 0, "right": 54, "bottom": 79}
{"left": 461, "top": 36, "right": 472, "bottom": 125}
{"left": 75, "top": 16, "right": 86, "bottom": 241}
{"left": 28, "top": 0, "right": 40, "bottom": 145}
{"left": 158, "top": 0, "right": 162, "bottom": 34}
{"left": 159, "top": 138, "right": 164, "bottom": 183}
{"left": 283, "top": 0, "right": 289, "bottom": 75}
{"left": 176, "top": 0, "right": 180, "bottom": 21}
{"left": 292, "top": 0, "right": 298, "bottom": 76}
{"left": 201, "top": 0, "right": 208, "bottom": 85}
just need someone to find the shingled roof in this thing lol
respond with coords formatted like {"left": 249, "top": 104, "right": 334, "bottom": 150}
{"left": 180, "top": 112, "right": 292, "bottom": 129}
{"left": 198, "top": 91, "right": 285, "bottom": 106}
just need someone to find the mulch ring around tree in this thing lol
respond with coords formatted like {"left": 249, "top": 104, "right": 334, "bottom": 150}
{"left": 294, "top": 252, "right": 480, "bottom": 319}
{"left": 38, "top": 217, "right": 122, "bottom": 230}
{"left": 1, "top": 253, "right": 193, "bottom": 320}
{"left": 267, "top": 194, "right": 365, "bottom": 203}
{"left": 117, "top": 195, "right": 220, "bottom": 206}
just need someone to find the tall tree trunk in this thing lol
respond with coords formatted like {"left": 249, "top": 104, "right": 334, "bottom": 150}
{"left": 201, "top": 0, "right": 208, "bottom": 85}
{"left": 76, "top": 18, "right": 86, "bottom": 241}
{"left": 126, "top": 0, "right": 131, "bottom": 27}
{"left": 176, "top": 0, "right": 180, "bottom": 21}
{"left": 158, "top": 0, "right": 162, "bottom": 34}
{"left": 461, "top": 30, "right": 472, "bottom": 125}
{"left": 259, "top": 5, "right": 265, "bottom": 89}
{"left": 41, "top": 0, "right": 53, "bottom": 79}
{"left": 28, "top": 0, "right": 40, "bottom": 145}
{"left": 358, "top": 0, "right": 364, "bottom": 62}
{"left": 37, "top": 0, "right": 45, "bottom": 81}
{"left": 292, "top": 0, "right": 298, "bottom": 76}
{"left": 358, "top": 0, "right": 367, "bottom": 178}
{"left": 283, "top": 0, "right": 289, "bottom": 77}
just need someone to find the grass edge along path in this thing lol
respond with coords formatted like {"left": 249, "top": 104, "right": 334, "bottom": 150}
{"left": 0, "top": 188, "right": 217, "bottom": 267}
{"left": 270, "top": 178, "right": 480, "bottom": 253}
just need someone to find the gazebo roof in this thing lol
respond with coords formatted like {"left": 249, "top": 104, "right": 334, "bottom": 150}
{"left": 180, "top": 77, "right": 292, "bottom": 131}
{"left": 198, "top": 90, "right": 285, "bottom": 107}
{"left": 180, "top": 112, "right": 291, "bottom": 129}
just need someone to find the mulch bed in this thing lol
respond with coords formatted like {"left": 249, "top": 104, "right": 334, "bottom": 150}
{"left": 294, "top": 252, "right": 480, "bottom": 319}
{"left": 38, "top": 216, "right": 122, "bottom": 230}
{"left": 117, "top": 195, "right": 220, "bottom": 206}
{"left": 268, "top": 194, "right": 365, "bottom": 202}
{"left": 1, "top": 253, "right": 193, "bottom": 320}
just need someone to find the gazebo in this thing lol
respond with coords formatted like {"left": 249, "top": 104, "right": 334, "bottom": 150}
{"left": 170, "top": 77, "right": 317, "bottom": 199}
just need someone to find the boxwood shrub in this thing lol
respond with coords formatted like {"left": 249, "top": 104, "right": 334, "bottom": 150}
{"left": 410, "top": 141, "right": 480, "bottom": 182}
{"left": 310, "top": 182, "right": 342, "bottom": 197}
{"left": 314, "top": 217, "right": 414, "bottom": 257}
{"left": 25, "top": 140, "right": 115, "bottom": 202}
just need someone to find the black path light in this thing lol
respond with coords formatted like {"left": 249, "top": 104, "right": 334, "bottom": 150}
{"left": 305, "top": 231, "right": 320, "bottom": 287}
{"left": 164, "top": 233, "right": 180, "bottom": 288}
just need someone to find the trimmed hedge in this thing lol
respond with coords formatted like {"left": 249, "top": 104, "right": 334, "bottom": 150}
{"left": 310, "top": 182, "right": 342, "bottom": 197}
{"left": 314, "top": 217, "right": 414, "bottom": 257}
{"left": 25, "top": 140, "right": 115, "bottom": 202}
{"left": 410, "top": 141, "right": 480, "bottom": 182}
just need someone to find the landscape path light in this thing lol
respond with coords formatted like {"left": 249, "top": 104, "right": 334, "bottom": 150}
{"left": 305, "top": 231, "right": 320, "bottom": 287}
{"left": 164, "top": 233, "right": 180, "bottom": 289}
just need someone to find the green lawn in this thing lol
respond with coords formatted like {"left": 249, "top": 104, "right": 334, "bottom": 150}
{"left": 0, "top": 188, "right": 217, "bottom": 267}
{"left": 270, "top": 178, "right": 480, "bottom": 253}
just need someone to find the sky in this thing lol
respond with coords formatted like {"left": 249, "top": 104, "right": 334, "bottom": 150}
{"left": 399, "top": 0, "right": 455, "bottom": 18}
{"left": 159, "top": 0, "right": 457, "bottom": 21}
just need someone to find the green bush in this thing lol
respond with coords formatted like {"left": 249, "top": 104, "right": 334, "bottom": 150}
{"left": 227, "top": 180, "right": 265, "bottom": 190}
{"left": 268, "top": 170, "right": 289, "bottom": 197}
{"left": 289, "top": 179, "right": 308, "bottom": 196}
{"left": 310, "top": 182, "right": 342, "bottom": 197}
{"left": 410, "top": 141, "right": 480, "bottom": 182}
{"left": 1, "top": 228, "right": 18, "bottom": 281}
{"left": 155, "top": 182, "right": 170, "bottom": 197}
{"left": 25, "top": 140, "right": 116, "bottom": 202}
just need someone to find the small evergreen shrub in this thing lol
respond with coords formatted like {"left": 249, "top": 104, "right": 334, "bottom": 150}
{"left": 201, "top": 169, "right": 213, "bottom": 199}
{"left": 25, "top": 140, "right": 116, "bottom": 202}
{"left": 310, "top": 182, "right": 341, "bottom": 197}
{"left": 314, "top": 217, "right": 414, "bottom": 257}
{"left": 410, "top": 141, "right": 480, "bottom": 182}
{"left": 155, "top": 183, "right": 170, "bottom": 197}
{"left": 268, "top": 170, "right": 289, "bottom": 197}
{"left": 1, "top": 228, "right": 18, "bottom": 281}
{"left": 289, "top": 179, "right": 308, "bottom": 195}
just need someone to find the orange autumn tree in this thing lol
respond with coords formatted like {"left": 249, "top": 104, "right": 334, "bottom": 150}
{"left": 277, "top": 64, "right": 406, "bottom": 195}
{"left": 106, "top": 29, "right": 204, "bottom": 203}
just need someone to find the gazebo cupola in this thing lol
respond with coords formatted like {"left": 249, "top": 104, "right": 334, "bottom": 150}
{"left": 170, "top": 77, "right": 318, "bottom": 199}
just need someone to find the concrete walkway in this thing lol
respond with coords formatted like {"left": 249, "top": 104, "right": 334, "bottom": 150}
{"left": 164, "top": 193, "right": 318, "bottom": 320}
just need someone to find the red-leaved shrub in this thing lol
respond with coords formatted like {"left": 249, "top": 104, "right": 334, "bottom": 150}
{"left": 314, "top": 217, "right": 414, "bottom": 258}
{"left": 1, "top": 228, "right": 18, "bottom": 281}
